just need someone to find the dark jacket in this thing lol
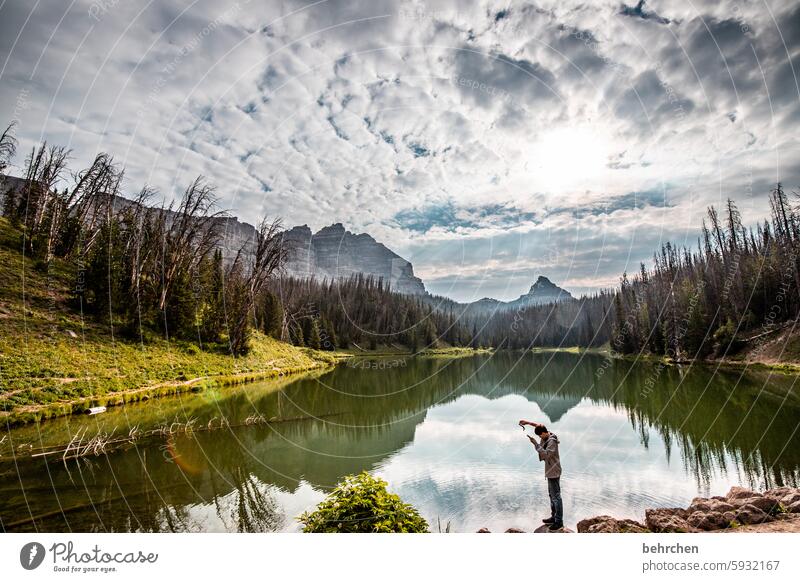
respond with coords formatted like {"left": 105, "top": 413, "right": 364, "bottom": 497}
{"left": 533, "top": 433, "right": 562, "bottom": 478}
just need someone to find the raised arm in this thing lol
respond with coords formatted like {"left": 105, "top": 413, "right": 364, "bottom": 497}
{"left": 518, "top": 420, "right": 542, "bottom": 428}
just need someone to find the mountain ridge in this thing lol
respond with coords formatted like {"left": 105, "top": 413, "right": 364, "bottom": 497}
{"left": 0, "top": 175, "right": 572, "bottom": 305}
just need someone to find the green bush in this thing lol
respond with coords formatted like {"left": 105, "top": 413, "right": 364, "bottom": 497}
{"left": 299, "top": 472, "right": 429, "bottom": 533}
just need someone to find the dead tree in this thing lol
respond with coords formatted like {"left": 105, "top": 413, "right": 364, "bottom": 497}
{"left": 0, "top": 122, "right": 17, "bottom": 174}
{"left": 155, "top": 177, "right": 223, "bottom": 313}
{"left": 226, "top": 217, "right": 286, "bottom": 355}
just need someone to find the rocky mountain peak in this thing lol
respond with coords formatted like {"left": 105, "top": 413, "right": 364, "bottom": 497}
{"left": 514, "top": 275, "right": 572, "bottom": 306}
{"left": 529, "top": 275, "right": 559, "bottom": 293}
{"left": 283, "top": 223, "right": 426, "bottom": 295}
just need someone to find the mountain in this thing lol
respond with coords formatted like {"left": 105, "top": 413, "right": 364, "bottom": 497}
{"left": 509, "top": 276, "right": 573, "bottom": 307}
{"left": 442, "top": 276, "right": 573, "bottom": 315}
{"left": 2, "top": 175, "right": 570, "bottom": 302}
{"left": 282, "top": 223, "right": 426, "bottom": 295}
{"left": 181, "top": 217, "right": 428, "bottom": 295}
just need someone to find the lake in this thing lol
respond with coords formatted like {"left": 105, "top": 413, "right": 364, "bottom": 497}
{"left": 2, "top": 351, "right": 799, "bottom": 532}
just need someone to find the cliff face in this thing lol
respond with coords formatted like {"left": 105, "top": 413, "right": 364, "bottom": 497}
{"left": 282, "top": 223, "right": 426, "bottom": 295}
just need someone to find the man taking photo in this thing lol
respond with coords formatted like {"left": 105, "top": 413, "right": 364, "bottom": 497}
{"left": 519, "top": 419, "right": 563, "bottom": 531}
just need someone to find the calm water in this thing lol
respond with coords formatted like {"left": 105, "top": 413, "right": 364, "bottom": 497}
{"left": 2, "top": 352, "right": 799, "bottom": 532}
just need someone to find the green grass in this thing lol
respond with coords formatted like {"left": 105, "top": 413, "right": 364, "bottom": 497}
{"left": 0, "top": 218, "right": 340, "bottom": 425}
{"left": 415, "top": 346, "right": 493, "bottom": 358}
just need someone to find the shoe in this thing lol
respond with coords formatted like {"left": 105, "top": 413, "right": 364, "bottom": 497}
{"left": 548, "top": 522, "right": 564, "bottom": 531}
{"left": 542, "top": 517, "right": 555, "bottom": 524}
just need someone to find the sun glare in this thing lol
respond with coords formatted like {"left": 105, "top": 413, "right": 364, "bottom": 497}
{"left": 527, "top": 126, "right": 612, "bottom": 191}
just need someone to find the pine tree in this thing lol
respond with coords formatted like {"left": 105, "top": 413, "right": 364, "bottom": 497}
{"left": 307, "top": 319, "right": 322, "bottom": 349}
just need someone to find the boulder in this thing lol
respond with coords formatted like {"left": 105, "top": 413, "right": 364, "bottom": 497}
{"left": 645, "top": 508, "right": 692, "bottom": 533}
{"left": 726, "top": 486, "right": 759, "bottom": 501}
{"left": 687, "top": 510, "right": 728, "bottom": 531}
{"left": 765, "top": 487, "right": 794, "bottom": 501}
{"left": 736, "top": 504, "right": 771, "bottom": 525}
{"left": 505, "top": 528, "right": 525, "bottom": 533}
{"left": 476, "top": 528, "right": 491, "bottom": 533}
{"left": 778, "top": 492, "right": 800, "bottom": 507}
{"left": 736, "top": 495, "right": 780, "bottom": 515}
{"left": 689, "top": 497, "right": 735, "bottom": 514}
{"left": 577, "top": 515, "right": 649, "bottom": 533}
{"left": 787, "top": 500, "right": 800, "bottom": 514}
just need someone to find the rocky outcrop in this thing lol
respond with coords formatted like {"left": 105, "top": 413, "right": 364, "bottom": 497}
{"left": 282, "top": 223, "right": 426, "bottom": 295}
{"left": 645, "top": 508, "right": 691, "bottom": 532}
{"left": 595, "top": 486, "right": 800, "bottom": 534}
{"left": 577, "top": 515, "right": 649, "bottom": 533}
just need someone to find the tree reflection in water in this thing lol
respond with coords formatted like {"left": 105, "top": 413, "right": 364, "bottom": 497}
{"left": 1, "top": 352, "right": 798, "bottom": 531}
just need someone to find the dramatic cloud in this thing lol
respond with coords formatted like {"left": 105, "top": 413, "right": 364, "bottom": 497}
{"left": 1, "top": 0, "right": 797, "bottom": 301}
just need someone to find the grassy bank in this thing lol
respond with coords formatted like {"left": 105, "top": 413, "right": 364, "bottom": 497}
{"left": 0, "top": 217, "right": 492, "bottom": 427}
{"left": 0, "top": 217, "right": 344, "bottom": 426}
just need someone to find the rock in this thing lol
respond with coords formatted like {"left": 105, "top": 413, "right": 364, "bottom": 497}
{"left": 505, "top": 528, "right": 525, "bottom": 533}
{"left": 786, "top": 500, "right": 800, "bottom": 514}
{"left": 689, "top": 497, "right": 735, "bottom": 514}
{"left": 765, "top": 487, "right": 794, "bottom": 501}
{"left": 533, "top": 524, "right": 574, "bottom": 533}
{"left": 66, "top": 329, "right": 78, "bottom": 338}
{"left": 577, "top": 515, "right": 649, "bottom": 533}
{"left": 645, "top": 508, "right": 692, "bottom": 533}
{"left": 736, "top": 504, "right": 771, "bottom": 525}
{"left": 476, "top": 528, "right": 491, "bottom": 533}
{"left": 736, "top": 496, "right": 780, "bottom": 514}
{"left": 687, "top": 510, "right": 728, "bottom": 531}
{"left": 722, "top": 511, "right": 738, "bottom": 524}
{"left": 726, "top": 486, "right": 759, "bottom": 501}
{"left": 778, "top": 492, "right": 800, "bottom": 507}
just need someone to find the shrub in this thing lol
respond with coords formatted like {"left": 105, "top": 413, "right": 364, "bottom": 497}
{"left": 298, "top": 472, "right": 428, "bottom": 533}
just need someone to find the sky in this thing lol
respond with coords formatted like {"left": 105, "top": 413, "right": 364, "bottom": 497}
{"left": 0, "top": 0, "right": 798, "bottom": 301}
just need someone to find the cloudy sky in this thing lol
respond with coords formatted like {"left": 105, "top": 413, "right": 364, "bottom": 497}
{"left": 1, "top": 0, "right": 798, "bottom": 301}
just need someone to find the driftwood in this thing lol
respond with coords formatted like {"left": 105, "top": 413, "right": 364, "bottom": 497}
{"left": 24, "top": 412, "right": 344, "bottom": 462}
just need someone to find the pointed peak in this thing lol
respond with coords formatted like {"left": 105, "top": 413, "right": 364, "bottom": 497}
{"left": 515, "top": 276, "right": 572, "bottom": 305}
{"left": 530, "top": 275, "right": 557, "bottom": 292}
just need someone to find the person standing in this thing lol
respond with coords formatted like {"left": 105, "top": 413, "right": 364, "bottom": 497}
{"left": 519, "top": 420, "right": 563, "bottom": 531}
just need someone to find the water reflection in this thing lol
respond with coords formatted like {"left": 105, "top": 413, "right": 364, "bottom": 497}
{"left": 1, "top": 352, "right": 798, "bottom": 532}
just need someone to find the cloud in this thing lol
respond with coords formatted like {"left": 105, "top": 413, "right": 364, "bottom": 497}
{"left": 0, "top": 0, "right": 797, "bottom": 301}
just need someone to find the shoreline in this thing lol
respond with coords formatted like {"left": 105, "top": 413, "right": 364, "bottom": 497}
{"left": 1, "top": 353, "right": 345, "bottom": 427}
{"left": 525, "top": 345, "right": 800, "bottom": 375}
{"left": 479, "top": 486, "right": 800, "bottom": 534}
{"left": 1, "top": 346, "right": 494, "bottom": 428}
{"left": 575, "top": 486, "right": 800, "bottom": 534}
